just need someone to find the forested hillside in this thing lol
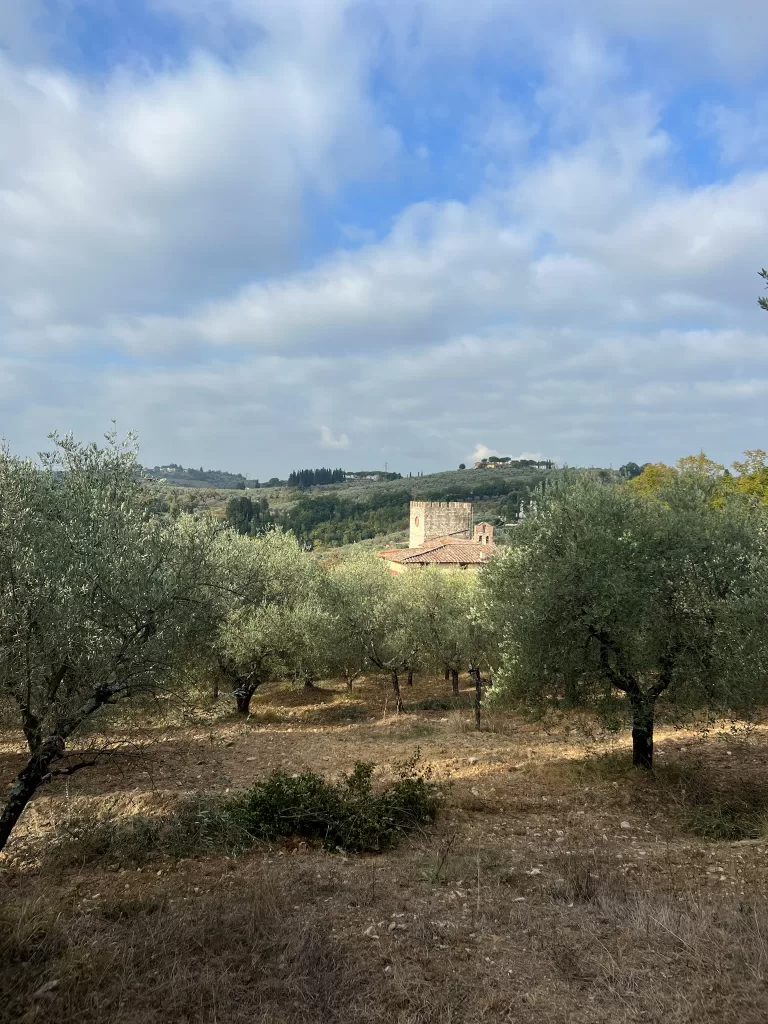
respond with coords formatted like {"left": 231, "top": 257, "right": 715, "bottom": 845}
{"left": 143, "top": 463, "right": 260, "bottom": 489}
{"left": 223, "top": 464, "right": 564, "bottom": 548}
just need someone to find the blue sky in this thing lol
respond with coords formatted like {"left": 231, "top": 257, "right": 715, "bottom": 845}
{"left": 1, "top": 0, "right": 767, "bottom": 477}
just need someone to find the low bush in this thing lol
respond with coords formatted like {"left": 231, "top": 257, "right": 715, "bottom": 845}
{"left": 49, "top": 754, "right": 441, "bottom": 864}
{"left": 224, "top": 753, "right": 441, "bottom": 851}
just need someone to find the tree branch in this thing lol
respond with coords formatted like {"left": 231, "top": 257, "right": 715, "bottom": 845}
{"left": 586, "top": 624, "right": 638, "bottom": 696}
{"left": 41, "top": 758, "right": 99, "bottom": 783}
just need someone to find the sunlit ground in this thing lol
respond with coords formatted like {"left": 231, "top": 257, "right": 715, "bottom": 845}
{"left": 3, "top": 674, "right": 768, "bottom": 1023}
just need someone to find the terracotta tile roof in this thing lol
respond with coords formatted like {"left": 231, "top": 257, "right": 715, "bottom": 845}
{"left": 379, "top": 539, "right": 495, "bottom": 565}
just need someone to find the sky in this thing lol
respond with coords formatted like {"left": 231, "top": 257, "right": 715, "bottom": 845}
{"left": 1, "top": 0, "right": 767, "bottom": 478}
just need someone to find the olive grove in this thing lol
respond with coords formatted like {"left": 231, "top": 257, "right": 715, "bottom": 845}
{"left": 3, "top": 432, "right": 768, "bottom": 855}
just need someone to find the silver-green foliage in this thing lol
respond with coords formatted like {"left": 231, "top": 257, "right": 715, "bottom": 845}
{"left": 210, "top": 528, "right": 330, "bottom": 712}
{"left": 485, "top": 475, "right": 768, "bottom": 767}
{"left": 0, "top": 433, "right": 216, "bottom": 850}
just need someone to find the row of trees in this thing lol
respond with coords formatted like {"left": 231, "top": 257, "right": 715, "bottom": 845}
{"left": 0, "top": 435, "right": 485, "bottom": 850}
{"left": 287, "top": 467, "right": 346, "bottom": 488}
{"left": 225, "top": 494, "right": 273, "bottom": 535}
{"left": 3, "top": 435, "right": 768, "bottom": 851}
{"left": 208, "top": 531, "right": 488, "bottom": 717}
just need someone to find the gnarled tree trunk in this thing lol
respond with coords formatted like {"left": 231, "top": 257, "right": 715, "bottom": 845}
{"left": 451, "top": 668, "right": 460, "bottom": 697}
{"left": 233, "top": 682, "right": 259, "bottom": 716}
{"left": 0, "top": 739, "right": 63, "bottom": 853}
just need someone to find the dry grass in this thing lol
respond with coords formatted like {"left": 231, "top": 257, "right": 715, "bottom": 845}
{"left": 3, "top": 674, "right": 768, "bottom": 1023}
{"left": 0, "top": 866, "right": 381, "bottom": 1024}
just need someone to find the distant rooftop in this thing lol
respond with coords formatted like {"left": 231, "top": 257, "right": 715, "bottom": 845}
{"left": 378, "top": 537, "right": 494, "bottom": 566}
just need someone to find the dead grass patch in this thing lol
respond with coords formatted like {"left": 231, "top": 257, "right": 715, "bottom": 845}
{"left": 0, "top": 868, "right": 382, "bottom": 1024}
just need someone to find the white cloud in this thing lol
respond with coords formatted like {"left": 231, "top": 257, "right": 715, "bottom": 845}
{"left": 0, "top": 31, "right": 398, "bottom": 324}
{"left": 510, "top": 452, "right": 547, "bottom": 462}
{"left": 470, "top": 444, "right": 498, "bottom": 463}
{"left": 319, "top": 425, "right": 350, "bottom": 449}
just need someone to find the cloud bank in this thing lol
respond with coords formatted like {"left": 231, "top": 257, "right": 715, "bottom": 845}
{"left": 1, "top": 0, "right": 766, "bottom": 476}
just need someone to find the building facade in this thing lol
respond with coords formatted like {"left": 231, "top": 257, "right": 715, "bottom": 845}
{"left": 409, "top": 500, "right": 473, "bottom": 548}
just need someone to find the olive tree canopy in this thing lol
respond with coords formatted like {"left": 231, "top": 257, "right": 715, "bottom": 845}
{"left": 485, "top": 476, "right": 768, "bottom": 768}
{"left": 208, "top": 528, "right": 325, "bottom": 714}
{"left": 0, "top": 433, "right": 217, "bottom": 852}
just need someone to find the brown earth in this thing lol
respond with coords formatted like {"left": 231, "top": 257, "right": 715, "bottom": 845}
{"left": 2, "top": 674, "right": 768, "bottom": 1024}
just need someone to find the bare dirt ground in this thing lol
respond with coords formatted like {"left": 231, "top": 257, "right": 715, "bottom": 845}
{"left": 3, "top": 675, "right": 768, "bottom": 1024}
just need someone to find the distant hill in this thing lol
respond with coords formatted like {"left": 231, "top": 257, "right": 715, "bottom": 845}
{"left": 268, "top": 464, "right": 559, "bottom": 549}
{"left": 143, "top": 463, "right": 260, "bottom": 490}
{"left": 148, "top": 461, "right": 601, "bottom": 550}
{"left": 143, "top": 463, "right": 404, "bottom": 490}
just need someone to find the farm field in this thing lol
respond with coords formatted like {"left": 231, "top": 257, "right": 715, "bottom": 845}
{"left": 3, "top": 675, "right": 768, "bottom": 1024}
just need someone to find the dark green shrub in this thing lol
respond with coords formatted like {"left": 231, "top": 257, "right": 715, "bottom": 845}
{"left": 224, "top": 753, "right": 441, "bottom": 852}
{"left": 49, "top": 754, "right": 441, "bottom": 864}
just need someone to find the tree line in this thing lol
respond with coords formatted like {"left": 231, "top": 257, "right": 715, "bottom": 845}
{"left": 2, "top": 435, "right": 768, "bottom": 852}
{"left": 143, "top": 463, "right": 259, "bottom": 489}
{"left": 287, "top": 467, "right": 346, "bottom": 488}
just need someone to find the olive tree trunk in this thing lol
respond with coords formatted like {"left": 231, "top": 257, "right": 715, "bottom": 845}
{"left": 234, "top": 683, "right": 259, "bottom": 716}
{"left": 471, "top": 668, "right": 482, "bottom": 730}
{"left": 630, "top": 695, "right": 655, "bottom": 769}
{"left": 0, "top": 739, "right": 62, "bottom": 853}
{"left": 451, "top": 669, "right": 460, "bottom": 697}
{"left": 391, "top": 671, "right": 404, "bottom": 714}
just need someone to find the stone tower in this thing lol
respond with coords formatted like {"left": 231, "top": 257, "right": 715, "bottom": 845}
{"left": 409, "top": 501, "right": 473, "bottom": 548}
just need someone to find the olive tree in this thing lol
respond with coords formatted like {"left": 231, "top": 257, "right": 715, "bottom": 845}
{"left": 403, "top": 569, "right": 474, "bottom": 696}
{"left": 406, "top": 568, "right": 492, "bottom": 726}
{"left": 327, "top": 552, "right": 421, "bottom": 713}
{"left": 209, "top": 528, "right": 323, "bottom": 714}
{"left": 485, "top": 476, "right": 767, "bottom": 768}
{"left": 0, "top": 434, "right": 216, "bottom": 852}
{"left": 322, "top": 558, "right": 370, "bottom": 691}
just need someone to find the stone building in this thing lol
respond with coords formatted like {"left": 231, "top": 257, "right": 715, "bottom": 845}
{"left": 409, "top": 500, "right": 473, "bottom": 548}
{"left": 378, "top": 502, "right": 495, "bottom": 573}
{"left": 378, "top": 538, "right": 494, "bottom": 573}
